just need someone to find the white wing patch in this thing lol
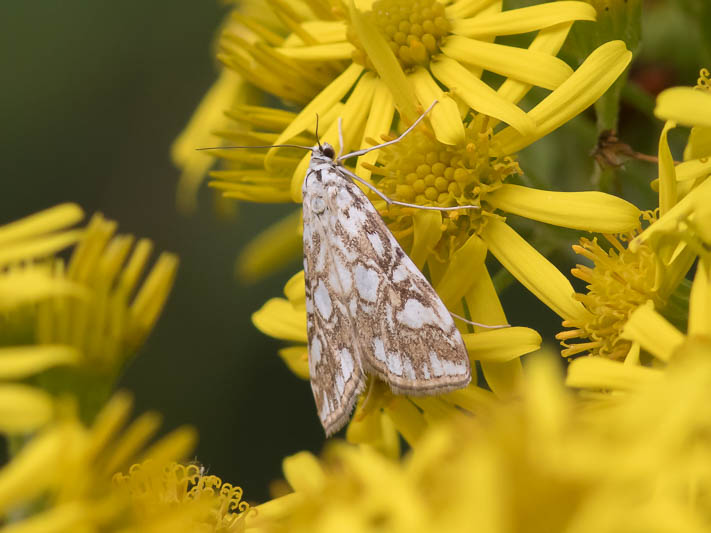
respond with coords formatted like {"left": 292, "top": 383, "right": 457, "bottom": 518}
{"left": 302, "top": 143, "right": 471, "bottom": 436}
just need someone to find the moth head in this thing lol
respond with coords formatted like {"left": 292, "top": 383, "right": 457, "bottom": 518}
{"left": 321, "top": 143, "right": 336, "bottom": 159}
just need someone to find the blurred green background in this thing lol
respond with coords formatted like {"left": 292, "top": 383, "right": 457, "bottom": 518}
{"left": 1, "top": 0, "right": 708, "bottom": 503}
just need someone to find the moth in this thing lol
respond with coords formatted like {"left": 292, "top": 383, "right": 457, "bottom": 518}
{"left": 300, "top": 103, "right": 491, "bottom": 436}
{"left": 203, "top": 102, "right": 499, "bottom": 436}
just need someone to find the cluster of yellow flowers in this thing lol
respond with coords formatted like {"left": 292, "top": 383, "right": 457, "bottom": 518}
{"left": 3, "top": 0, "right": 711, "bottom": 531}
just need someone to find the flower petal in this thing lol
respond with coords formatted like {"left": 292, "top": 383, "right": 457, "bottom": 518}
{"left": 284, "top": 270, "right": 306, "bottom": 306}
{"left": 496, "top": 23, "right": 573, "bottom": 107}
{"left": 462, "top": 267, "right": 523, "bottom": 398}
{"left": 268, "top": 62, "right": 363, "bottom": 160}
{"left": 462, "top": 326, "right": 542, "bottom": 362}
{"left": 445, "top": 0, "right": 499, "bottom": 20}
{"left": 435, "top": 233, "right": 487, "bottom": 307}
{"left": 0, "top": 385, "right": 54, "bottom": 434}
{"left": 481, "top": 218, "right": 589, "bottom": 321}
{"left": 676, "top": 156, "right": 711, "bottom": 183}
{"left": 487, "top": 183, "right": 640, "bottom": 232}
{"left": 348, "top": 0, "right": 419, "bottom": 122}
{"left": 279, "top": 346, "right": 310, "bottom": 380}
{"left": 283, "top": 451, "right": 327, "bottom": 492}
{"left": 430, "top": 56, "right": 536, "bottom": 136}
{"left": 0, "top": 346, "right": 79, "bottom": 379}
{"left": 237, "top": 209, "right": 303, "bottom": 282}
{"left": 409, "top": 68, "right": 464, "bottom": 145}
{"left": 354, "top": 78, "right": 396, "bottom": 181}
{"left": 497, "top": 40, "right": 632, "bottom": 154}
{"left": 620, "top": 304, "right": 684, "bottom": 362}
{"left": 252, "top": 298, "right": 307, "bottom": 343}
{"left": 386, "top": 396, "right": 426, "bottom": 444}
{"left": 657, "top": 121, "right": 677, "bottom": 215}
{"left": 451, "top": 1, "right": 596, "bottom": 38}
{"left": 689, "top": 259, "right": 711, "bottom": 337}
{"left": 0, "top": 269, "right": 84, "bottom": 310}
{"left": 566, "top": 357, "right": 661, "bottom": 391}
{"left": 0, "top": 204, "right": 83, "bottom": 247}
{"left": 441, "top": 35, "right": 574, "bottom": 91}
{"left": 276, "top": 42, "right": 355, "bottom": 60}
{"left": 655, "top": 87, "right": 711, "bottom": 128}
{"left": 409, "top": 211, "right": 442, "bottom": 269}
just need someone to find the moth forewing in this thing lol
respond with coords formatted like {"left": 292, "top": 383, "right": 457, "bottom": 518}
{"left": 302, "top": 141, "right": 471, "bottom": 436}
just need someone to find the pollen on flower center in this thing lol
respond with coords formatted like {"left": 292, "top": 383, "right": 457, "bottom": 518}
{"left": 556, "top": 224, "right": 662, "bottom": 360}
{"left": 348, "top": 0, "right": 450, "bottom": 70}
{"left": 368, "top": 114, "right": 520, "bottom": 259}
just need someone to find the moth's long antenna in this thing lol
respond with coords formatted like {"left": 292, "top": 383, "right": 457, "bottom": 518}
{"left": 315, "top": 113, "right": 323, "bottom": 150}
{"left": 196, "top": 143, "right": 312, "bottom": 151}
{"left": 337, "top": 117, "right": 345, "bottom": 159}
{"left": 337, "top": 100, "right": 438, "bottom": 162}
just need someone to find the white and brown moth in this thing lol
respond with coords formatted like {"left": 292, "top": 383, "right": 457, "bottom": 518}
{"left": 300, "top": 103, "right": 488, "bottom": 436}
{"left": 203, "top": 102, "right": 496, "bottom": 436}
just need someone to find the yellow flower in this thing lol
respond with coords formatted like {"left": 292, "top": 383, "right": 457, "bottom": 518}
{"left": 0, "top": 393, "right": 199, "bottom": 533}
{"left": 220, "top": 0, "right": 600, "bottom": 150}
{"left": 248, "top": 352, "right": 711, "bottom": 532}
{"left": 0, "top": 210, "right": 178, "bottom": 426}
{"left": 114, "top": 461, "right": 251, "bottom": 533}
{"left": 565, "top": 179, "right": 711, "bottom": 393}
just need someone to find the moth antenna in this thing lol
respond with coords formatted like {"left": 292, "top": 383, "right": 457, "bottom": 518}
{"left": 337, "top": 100, "right": 438, "bottom": 162}
{"left": 196, "top": 143, "right": 312, "bottom": 151}
{"left": 450, "top": 312, "right": 510, "bottom": 329}
{"left": 337, "top": 117, "right": 345, "bottom": 159}
{"left": 315, "top": 113, "right": 323, "bottom": 150}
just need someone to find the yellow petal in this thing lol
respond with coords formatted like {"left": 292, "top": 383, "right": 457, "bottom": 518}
{"left": 279, "top": 346, "right": 310, "bottom": 380}
{"left": 0, "top": 425, "right": 73, "bottom": 509}
{"left": 354, "top": 79, "right": 396, "bottom": 180}
{"left": 481, "top": 218, "right": 589, "bottom": 321}
{"left": 210, "top": 174, "right": 295, "bottom": 203}
{"left": 566, "top": 357, "right": 662, "bottom": 391}
{"left": 445, "top": 0, "right": 499, "bottom": 20}
{"left": 268, "top": 62, "right": 363, "bottom": 162}
{"left": 385, "top": 396, "right": 426, "bottom": 445}
{"left": 435, "top": 233, "right": 487, "bottom": 307}
{"left": 282, "top": 451, "right": 326, "bottom": 491}
{"left": 462, "top": 327, "right": 541, "bottom": 362}
{"left": 676, "top": 156, "right": 711, "bottom": 182}
{"left": 252, "top": 298, "right": 307, "bottom": 343}
{"left": 348, "top": 0, "right": 419, "bottom": 122}
{"left": 462, "top": 268, "right": 523, "bottom": 398}
{"left": 137, "top": 425, "right": 197, "bottom": 467}
{"left": 0, "top": 385, "right": 54, "bottom": 433}
{"left": 408, "top": 68, "right": 465, "bottom": 145}
{"left": 451, "top": 1, "right": 596, "bottom": 38}
{"left": 0, "top": 502, "right": 87, "bottom": 533}
{"left": 237, "top": 209, "right": 303, "bottom": 283}
{"left": 684, "top": 125, "right": 711, "bottom": 160}
{"left": 284, "top": 270, "right": 306, "bottom": 306}
{"left": 276, "top": 42, "right": 355, "bottom": 60}
{"left": 487, "top": 183, "right": 640, "bottom": 232}
{"left": 0, "top": 269, "right": 84, "bottom": 310}
{"left": 0, "top": 231, "right": 83, "bottom": 267}
{"left": 441, "top": 35, "right": 573, "bottom": 91}
{"left": 496, "top": 23, "right": 573, "bottom": 107}
{"left": 430, "top": 56, "right": 536, "bottom": 136}
{"left": 172, "top": 69, "right": 246, "bottom": 213}
{"left": 655, "top": 87, "right": 711, "bottom": 127}
{"left": 0, "top": 345, "right": 79, "bottom": 379}
{"left": 497, "top": 41, "right": 632, "bottom": 154}
{"left": 0, "top": 204, "right": 83, "bottom": 246}
{"left": 689, "top": 259, "right": 711, "bottom": 337}
{"left": 620, "top": 304, "right": 684, "bottom": 363}
{"left": 657, "top": 121, "right": 677, "bottom": 215}
{"left": 409, "top": 211, "right": 442, "bottom": 269}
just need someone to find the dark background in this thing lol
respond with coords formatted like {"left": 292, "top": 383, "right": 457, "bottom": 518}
{"left": 0, "top": 0, "right": 705, "bottom": 503}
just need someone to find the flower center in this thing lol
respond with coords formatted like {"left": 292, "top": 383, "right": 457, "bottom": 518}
{"left": 368, "top": 114, "right": 520, "bottom": 260}
{"left": 348, "top": 0, "right": 451, "bottom": 71}
{"left": 557, "top": 224, "right": 662, "bottom": 360}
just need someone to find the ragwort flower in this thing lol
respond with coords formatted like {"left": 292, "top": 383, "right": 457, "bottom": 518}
{"left": 0, "top": 393, "right": 200, "bottom": 533}
{"left": 247, "top": 353, "right": 711, "bottom": 533}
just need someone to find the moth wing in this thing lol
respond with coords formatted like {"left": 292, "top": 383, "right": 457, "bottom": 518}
{"left": 323, "top": 172, "right": 471, "bottom": 395}
{"left": 303, "top": 166, "right": 366, "bottom": 436}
